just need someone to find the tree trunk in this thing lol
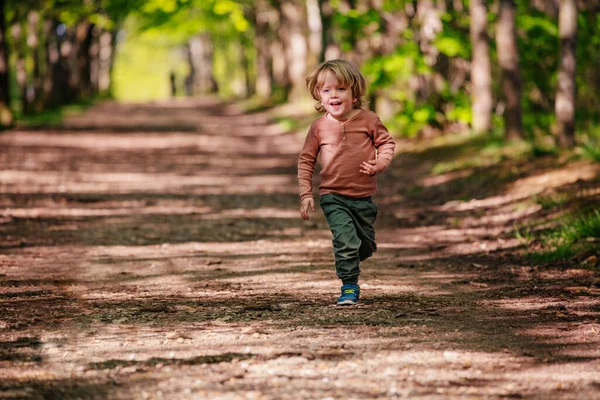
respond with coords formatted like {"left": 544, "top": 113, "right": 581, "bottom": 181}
{"left": 65, "top": 26, "right": 80, "bottom": 102}
{"left": 66, "top": 21, "right": 95, "bottom": 102}
{"left": 76, "top": 21, "right": 94, "bottom": 99}
{"left": 89, "top": 26, "right": 100, "bottom": 95}
{"left": 11, "top": 22, "right": 28, "bottom": 115}
{"left": 28, "top": 10, "right": 43, "bottom": 112}
{"left": 42, "top": 20, "right": 72, "bottom": 107}
{"left": 317, "top": 0, "right": 338, "bottom": 62}
{"left": 98, "top": 30, "right": 113, "bottom": 94}
{"left": 496, "top": 0, "right": 523, "bottom": 139}
{"left": 240, "top": 38, "right": 254, "bottom": 97}
{"left": 42, "top": 19, "right": 55, "bottom": 107}
{"left": 254, "top": 0, "right": 273, "bottom": 97}
{"left": 0, "top": 0, "right": 12, "bottom": 127}
{"left": 417, "top": 0, "right": 442, "bottom": 66}
{"left": 269, "top": 1, "right": 290, "bottom": 96}
{"left": 188, "top": 33, "right": 218, "bottom": 94}
{"left": 305, "top": 0, "right": 322, "bottom": 65}
{"left": 415, "top": 0, "right": 443, "bottom": 106}
{"left": 555, "top": 0, "right": 577, "bottom": 147}
{"left": 279, "top": 0, "right": 308, "bottom": 101}
{"left": 369, "top": 1, "right": 405, "bottom": 118}
{"left": 469, "top": 0, "right": 492, "bottom": 133}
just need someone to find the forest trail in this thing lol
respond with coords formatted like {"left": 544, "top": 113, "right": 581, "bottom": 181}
{"left": 1, "top": 98, "right": 599, "bottom": 399}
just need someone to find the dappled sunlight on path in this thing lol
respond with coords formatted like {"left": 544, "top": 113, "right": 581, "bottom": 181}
{"left": 1, "top": 98, "right": 599, "bottom": 399}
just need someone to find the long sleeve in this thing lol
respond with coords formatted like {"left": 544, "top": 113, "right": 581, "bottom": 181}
{"left": 297, "top": 126, "right": 320, "bottom": 201}
{"left": 372, "top": 117, "right": 396, "bottom": 173}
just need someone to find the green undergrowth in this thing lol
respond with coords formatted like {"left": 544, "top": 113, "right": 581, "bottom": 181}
{"left": 420, "top": 126, "right": 600, "bottom": 175}
{"left": 14, "top": 97, "right": 103, "bottom": 128}
{"left": 575, "top": 125, "right": 600, "bottom": 162}
{"left": 411, "top": 126, "right": 599, "bottom": 267}
{"left": 521, "top": 208, "right": 600, "bottom": 265}
{"left": 415, "top": 130, "right": 532, "bottom": 175}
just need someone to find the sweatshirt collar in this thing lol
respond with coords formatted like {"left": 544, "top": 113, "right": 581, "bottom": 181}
{"left": 324, "top": 109, "right": 364, "bottom": 124}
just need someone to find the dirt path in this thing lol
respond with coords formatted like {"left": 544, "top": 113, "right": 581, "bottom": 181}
{"left": 1, "top": 98, "right": 599, "bottom": 399}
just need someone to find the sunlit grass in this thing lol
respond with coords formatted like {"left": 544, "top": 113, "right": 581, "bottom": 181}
{"left": 528, "top": 208, "right": 600, "bottom": 263}
{"left": 238, "top": 91, "right": 289, "bottom": 114}
{"left": 534, "top": 192, "right": 570, "bottom": 209}
{"left": 575, "top": 124, "right": 600, "bottom": 162}
{"left": 429, "top": 131, "right": 532, "bottom": 175}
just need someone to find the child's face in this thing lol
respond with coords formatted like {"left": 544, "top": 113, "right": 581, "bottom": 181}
{"left": 319, "top": 70, "right": 357, "bottom": 121}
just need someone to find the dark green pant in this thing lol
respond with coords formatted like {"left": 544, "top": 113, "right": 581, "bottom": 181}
{"left": 320, "top": 193, "right": 378, "bottom": 285}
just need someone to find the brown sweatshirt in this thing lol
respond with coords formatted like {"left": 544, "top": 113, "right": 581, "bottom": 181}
{"left": 297, "top": 110, "right": 396, "bottom": 201}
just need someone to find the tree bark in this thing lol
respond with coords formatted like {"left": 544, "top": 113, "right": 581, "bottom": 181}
{"left": 555, "top": 0, "right": 577, "bottom": 147}
{"left": 317, "top": 0, "right": 338, "bottom": 62}
{"left": 64, "top": 26, "right": 80, "bottom": 102}
{"left": 90, "top": 26, "right": 100, "bottom": 95}
{"left": 369, "top": 0, "right": 406, "bottom": 118}
{"left": 254, "top": 0, "right": 273, "bottom": 97}
{"left": 305, "top": 0, "right": 322, "bottom": 64}
{"left": 496, "top": 0, "right": 523, "bottom": 139}
{"left": 279, "top": 0, "right": 308, "bottom": 101}
{"left": 240, "top": 38, "right": 254, "bottom": 97}
{"left": 98, "top": 30, "right": 113, "bottom": 95}
{"left": 42, "top": 19, "right": 54, "bottom": 107}
{"left": 28, "top": 10, "right": 43, "bottom": 112}
{"left": 188, "top": 33, "right": 218, "bottom": 94}
{"left": 76, "top": 21, "right": 94, "bottom": 99}
{"left": 11, "top": 22, "right": 28, "bottom": 115}
{"left": 469, "top": 0, "right": 492, "bottom": 133}
{"left": 0, "top": 0, "right": 12, "bottom": 127}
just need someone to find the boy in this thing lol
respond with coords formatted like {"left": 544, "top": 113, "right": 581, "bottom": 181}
{"left": 298, "top": 59, "right": 396, "bottom": 306}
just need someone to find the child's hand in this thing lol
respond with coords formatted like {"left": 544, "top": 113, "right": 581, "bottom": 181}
{"left": 360, "top": 159, "right": 378, "bottom": 176}
{"left": 300, "top": 198, "right": 315, "bottom": 220}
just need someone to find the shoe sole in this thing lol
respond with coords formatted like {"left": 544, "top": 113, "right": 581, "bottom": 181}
{"left": 337, "top": 299, "right": 358, "bottom": 306}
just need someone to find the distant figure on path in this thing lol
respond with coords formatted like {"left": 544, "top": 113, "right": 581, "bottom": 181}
{"left": 298, "top": 59, "right": 396, "bottom": 306}
{"left": 169, "top": 71, "right": 177, "bottom": 97}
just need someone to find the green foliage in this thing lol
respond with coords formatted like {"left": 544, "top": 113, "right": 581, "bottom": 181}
{"left": 7, "top": 0, "right": 600, "bottom": 150}
{"left": 111, "top": 0, "right": 253, "bottom": 99}
{"left": 431, "top": 130, "right": 531, "bottom": 175}
{"left": 15, "top": 98, "right": 100, "bottom": 127}
{"left": 535, "top": 192, "right": 569, "bottom": 210}
{"left": 387, "top": 103, "right": 438, "bottom": 138}
{"left": 579, "top": 143, "right": 600, "bottom": 162}
{"left": 332, "top": 7, "right": 381, "bottom": 51}
{"left": 517, "top": 11, "right": 559, "bottom": 138}
{"left": 514, "top": 226, "right": 534, "bottom": 243}
{"left": 573, "top": 120, "right": 600, "bottom": 162}
{"left": 518, "top": 14, "right": 559, "bottom": 37}
{"left": 212, "top": 39, "right": 253, "bottom": 97}
{"left": 363, "top": 43, "right": 426, "bottom": 91}
{"left": 112, "top": 27, "right": 189, "bottom": 101}
{"left": 363, "top": 42, "right": 435, "bottom": 137}
{"left": 444, "top": 99, "right": 471, "bottom": 125}
{"left": 575, "top": 11, "right": 600, "bottom": 123}
{"left": 134, "top": 0, "right": 249, "bottom": 41}
{"left": 529, "top": 209, "right": 600, "bottom": 263}
{"left": 102, "top": 0, "right": 147, "bottom": 23}
{"left": 436, "top": 13, "right": 470, "bottom": 58}
{"left": 435, "top": 35, "right": 468, "bottom": 58}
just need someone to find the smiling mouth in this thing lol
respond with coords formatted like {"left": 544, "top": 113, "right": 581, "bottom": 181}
{"left": 330, "top": 101, "right": 341, "bottom": 106}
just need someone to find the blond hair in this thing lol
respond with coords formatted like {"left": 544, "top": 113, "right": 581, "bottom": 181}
{"left": 305, "top": 59, "right": 366, "bottom": 113}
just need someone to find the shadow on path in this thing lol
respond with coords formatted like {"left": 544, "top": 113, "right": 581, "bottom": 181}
{"left": 1, "top": 97, "right": 599, "bottom": 399}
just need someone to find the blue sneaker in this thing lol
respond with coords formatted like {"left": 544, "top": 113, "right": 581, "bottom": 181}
{"left": 337, "top": 284, "right": 360, "bottom": 306}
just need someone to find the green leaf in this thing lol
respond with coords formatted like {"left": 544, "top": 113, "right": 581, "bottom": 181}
{"left": 435, "top": 36, "right": 467, "bottom": 57}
